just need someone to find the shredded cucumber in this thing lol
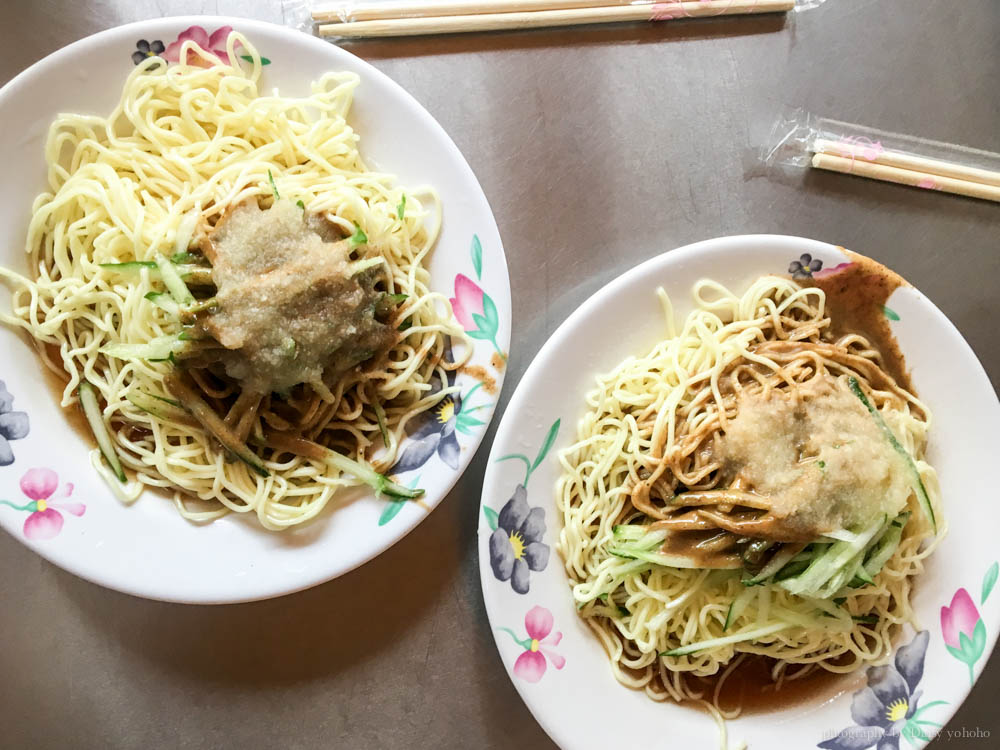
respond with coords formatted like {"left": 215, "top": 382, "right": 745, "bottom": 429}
{"left": 862, "top": 512, "right": 910, "bottom": 579}
{"left": 724, "top": 586, "right": 757, "bottom": 630}
{"left": 144, "top": 291, "right": 180, "bottom": 316}
{"left": 848, "top": 376, "right": 936, "bottom": 532}
{"left": 661, "top": 622, "right": 790, "bottom": 657}
{"left": 743, "top": 543, "right": 804, "bottom": 585}
{"left": 154, "top": 252, "right": 194, "bottom": 304}
{"left": 101, "top": 335, "right": 187, "bottom": 361}
{"left": 78, "top": 380, "right": 126, "bottom": 482}
{"left": 779, "top": 516, "right": 887, "bottom": 597}
{"left": 125, "top": 391, "right": 188, "bottom": 421}
{"left": 607, "top": 527, "right": 741, "bottom": 569}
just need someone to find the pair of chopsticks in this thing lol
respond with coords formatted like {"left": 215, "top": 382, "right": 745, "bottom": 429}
{"left": 811, "top": 139, "right": 1000, "bottom": 203}
{"left": 314, "top": 0, "right": 797, "bottom": 39}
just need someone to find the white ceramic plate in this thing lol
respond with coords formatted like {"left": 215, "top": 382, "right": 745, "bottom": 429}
{"left": 479, "top": 235, "right": 1000, "bottom": 749}
{"left": 0, "top": 17, "right": 510, "bottom": 603}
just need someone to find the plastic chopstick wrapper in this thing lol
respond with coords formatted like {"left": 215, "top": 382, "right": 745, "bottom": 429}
{"left": 761, "top": 109, "right": 1000, "bottom": 203}
{"left": 282, "top": 0, "right": 829, "bottom": 38}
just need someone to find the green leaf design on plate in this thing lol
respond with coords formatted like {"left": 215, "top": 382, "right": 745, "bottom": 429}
{"left": 531, "top": 419, "right": 561, "bottom": 472}
{"left": 496, "top": 419, "right": 562, "bottom": 487}
{"left": 945, "top": 643, "right": 967, "bottom": 663}
{"left": 240, "top": 54, "right": 271, "bottom": 65}
{"left": 972, "top": 619, "right": 987, "bottom": 659}
{"left": 378, "top": 475, "right": 420, "bottom": 526}
{"left": 471, "top": 234, "right": 483, "bottom": 280}
{"left": 483, "top": 506, "right": 499, "bottom": 531}
{"left": 397, "top": 194, "right": 406, "bottom": 220}
{"left": 379, "top": 499, "right": 405, "bottom": 526}
{"left": 482, "top": 292, "right": 500, "bottom": 331}
{"left": 982, "top": 561, "right": 998, "bottom": 604}
{"left": 902, "top": 721, "right": 931, "bottom": 745}
{"left": 883, "top": 305, "right": 900, "bottom": 321}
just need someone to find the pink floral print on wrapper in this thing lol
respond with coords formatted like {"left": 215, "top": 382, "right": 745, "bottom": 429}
{"left": 498, "top": 606, "right": 565, "bottom": 683}
{"left": 163, "top": 25, "right": 236, "bottom": 66}
{"left": 0, "top": 468, "right": 85, "bottom": 541}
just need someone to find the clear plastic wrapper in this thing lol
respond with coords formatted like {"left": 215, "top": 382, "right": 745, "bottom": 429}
{"left": 761, "top": 109, "right": 1000, "bottom": 203}
{"left": 284, "top": 0, "right": 828, "bottom": 38}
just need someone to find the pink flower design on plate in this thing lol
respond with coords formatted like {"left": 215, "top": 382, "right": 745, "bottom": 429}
{"left": 813, "top": 261, "right": 855, "bottom": 280}
{"left": 450, "top": 274, "right": 485, "bottom": 331}
{"left": 1, "top": 468, "right": 85, "bottom": 540}
{"left": 163, "top": 25, "right": 237, "bottom": 66}
{"left": 498, "top": 606, "right": 565, "bottom": 683}
{"left": 941, "top": 587, "right": 986, "bottom": 684}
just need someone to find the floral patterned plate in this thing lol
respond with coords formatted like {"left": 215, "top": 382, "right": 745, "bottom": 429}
{"left": 0, "top": 17, "right": 509, "bottom": 603}
{"left": 478, "top": 236, "right": 1000, "bottom": 749}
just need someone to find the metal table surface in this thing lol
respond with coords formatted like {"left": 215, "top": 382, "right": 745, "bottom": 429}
{"left": 1, "top": 1, "right": 998, "bottom": 748}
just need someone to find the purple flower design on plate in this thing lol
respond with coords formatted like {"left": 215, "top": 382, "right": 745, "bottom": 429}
{"left": 819, "top": 631, "right": 946, "bottom": 750}
{"left": 489, "top": 485, "right": 550, "bottom": 594}
{"left": 483, "top": 419, "right": 560, "bottom": 594}
{"left": 789, "top": 253, "right": 824, "bottom": 279}
{"left": 389, "top": 339, "right": 487, "bottom": 475}
{"left": 132, "top": 39, "right": 165, "bottom": 65}
{"left": 0, "top": 380, "right": 30, "bottom": 466}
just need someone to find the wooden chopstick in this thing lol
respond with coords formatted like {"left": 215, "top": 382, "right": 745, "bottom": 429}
{"left": 814, "top": 138, "right": 1000, "bottom": 189}
{"left": 316, "top": 0, "right": 796, "bottom": 38}
{"left": 811, "top": 153, "right": 1000, "bottom": 203}
{"left": 314, "top": 0, "right": 650, "bottom": 23}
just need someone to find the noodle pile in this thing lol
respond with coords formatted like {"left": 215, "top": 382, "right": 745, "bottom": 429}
{"left": 556, "top": 275, "right": 943, "bottom": 713}
{"left": 0, "top": 35, "right": 468, "bottom": 529}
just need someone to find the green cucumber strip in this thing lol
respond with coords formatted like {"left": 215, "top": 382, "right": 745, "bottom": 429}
{"left": 661, "top": 622, "right": 789, "bottom": 657}
{"left": 724, "top": 586, "right": 757, "bottom": 630}
{"left": 125, "top": 391, "right": 187, "bottom": 421}
{"left": 173, "top": 211, "right": 199, "bottom": 257}
{"left": 772, "top": 559, "right": 811, "bottom": 582}
{"left": 99, "top": 261, "right": 210, "bottom": 284}
{"left": 144, "top": 291, "right": 179, "bottom": 316}
{"left": 607, "top": 547, "right": 740, "bottom": 570}
{"left": 154, "top": 252, "right": 194, "bottom": 305}
{"left": 323, "top": 449, "right": 422, "bottom": 499}
{"left": 349, "top": 257, "right": 385, "bottom": 276}
{"left": 780, "top": 517, "right": 886, "bottom": 597}
{"left": 612, "top": 524, "right": 648, "bottom": 542}
{"left": 99, "top": 260, "right": 157, "bottom": 270}
{"left": 101, "top": 336, "right": 187, "bottom": 361}
{"left": 862, "top": 513, "right": 909, "bottom": 578}
{"left": 744, "top": 544, "right": 803, "bottom": 585}
{"left": 166, "top": 376, "right": 269, "bottom": 478}
{"left": 373, "top": 398, "right": 390, "bottom": 448}
{"left": 78, "top": 381, "right": 126, "bottom": 482}
{"left": 848, "top": 377, "right": 936, "bottom": 532}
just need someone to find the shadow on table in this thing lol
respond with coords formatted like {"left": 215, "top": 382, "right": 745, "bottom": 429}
{"left": 345, "top": 14, "right": 787, "bottom": 59}
{"left": 54, "top": 487, "right": 467, "bottom": 685}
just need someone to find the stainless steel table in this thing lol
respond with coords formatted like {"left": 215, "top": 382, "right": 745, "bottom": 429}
{"left": 2, "top": 1, "right": 998, "bottom": 748}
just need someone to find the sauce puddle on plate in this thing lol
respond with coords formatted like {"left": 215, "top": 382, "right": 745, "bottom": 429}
{"left": 691, "top": 655, "right": 861, "bottom": 715}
